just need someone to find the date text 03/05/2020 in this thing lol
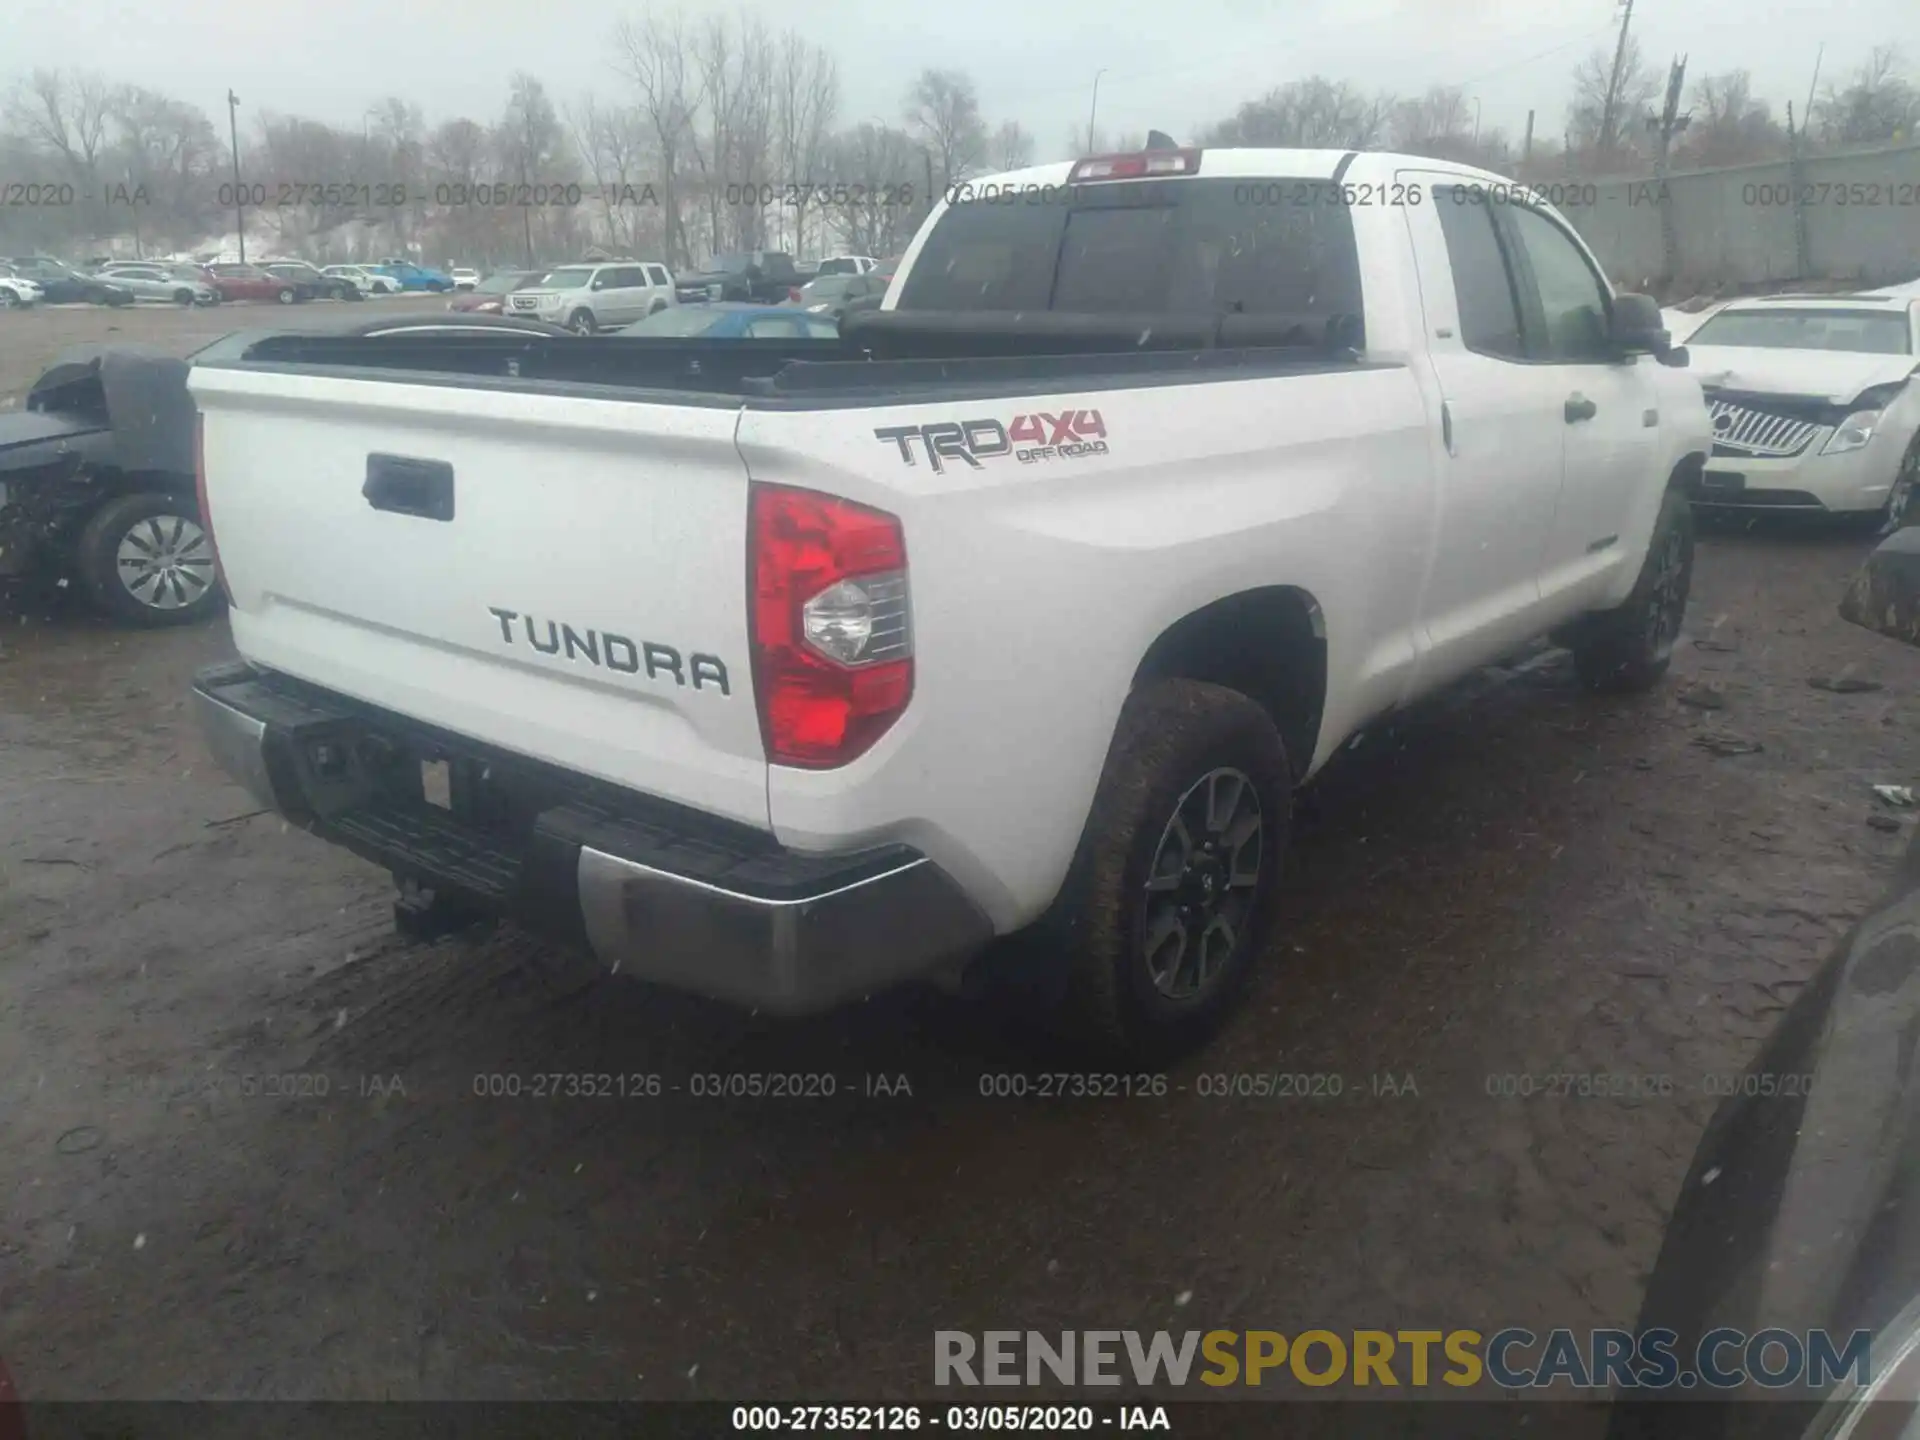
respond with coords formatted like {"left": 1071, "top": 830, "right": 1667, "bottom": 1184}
{"left": 730, "top": 1404, "right": 1171, "bottom": 1432}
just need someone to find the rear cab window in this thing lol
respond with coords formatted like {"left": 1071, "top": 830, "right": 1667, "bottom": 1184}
{"left": 896, "top": 174, "right": 1365, "bottom": 343}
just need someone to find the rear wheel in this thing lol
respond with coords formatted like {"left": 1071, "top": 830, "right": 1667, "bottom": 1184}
{"left": 172, "top": 288, "right": 195, "bottom": 306}
{"left": 1045, "top": 679, "right": 1291, "bottom": 1061}
{"left": 77, "top": 492, "right": 223, "bottom": 628}
{"left": 568, "top": 308, "right": 597, "bottom": 335}
{"left": 1569, "top": 486, "right": 1694, "bottom": 692}
{"left": 275, "top": 287, "right": 296, "bottom": 304}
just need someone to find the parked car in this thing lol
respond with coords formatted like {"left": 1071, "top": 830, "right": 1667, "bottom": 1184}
{"left": 815, "top": 255, "right": 879, "bottom": 277}
{"left": 185, "top": 147, "right": 1708, "bottom": 1058}
{"left": 787, "top": 272, "right": 889, "bottom": 321}
{"left": 322, "top": 265, "right": 400, "bottom": 296}
{"left": 1610, "top": 528, "right": 1920, "bottom": 1440}
{"left": 0, "top": 346, "right": 219, "bottom": 626}
{"left": 504, "top": 261, "right": 677, "bottom": 333}
{"left": 204, "top": 263, "right": 308, "bottom": 304}
{"left": 1683, "top": 292, "right": 1920, "bottom": 525}
{"left": 1, "top": 257, "right": 134, "bottom": 306}
{"left": 0, "top": 268, "right": 44, "bottom": 309}
{"left": 446, "top": 270, "right": 545, "bottom": 314}
{"left": 264, "top": 260, "right": 361, "bottom": 301}
{"left": 627, "top": 302, "right": 840, "bottom": 338}
{"left": 449, "top": 267, "right": 481, "bottom": 290}
{"left": 95, "top": 262, "right": 219, "bottom": 307}
{"left": 673, "top": 250, "right": 802, "bottom": 305}
{"left": 371, "top": 260, "right": 456, "bottom": 293}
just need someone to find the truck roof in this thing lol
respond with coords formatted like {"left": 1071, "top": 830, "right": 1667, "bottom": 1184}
{"left": 957, "top": 148, "right": 1519, "bottom": 192}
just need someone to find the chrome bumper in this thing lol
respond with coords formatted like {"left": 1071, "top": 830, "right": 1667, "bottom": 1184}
{"left": 191, "top": 664, "right": 991, "bottom": 1014}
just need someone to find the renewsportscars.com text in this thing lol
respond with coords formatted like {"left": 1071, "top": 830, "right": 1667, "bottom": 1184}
{"left": 933, "top": 1328, "right": 1873, "bottom": 1391}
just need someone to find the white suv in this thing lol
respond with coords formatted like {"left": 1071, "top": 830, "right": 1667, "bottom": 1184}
{"left": 506, "top": 261, "right": 677, "bottom": 333}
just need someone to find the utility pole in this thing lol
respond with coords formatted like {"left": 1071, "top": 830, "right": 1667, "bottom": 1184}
{"left": 1650, "top": 54, "right": 1689, "bottom": 283}
{"left": 1597, "top": 0, "right": 1637, "bottom": 170}
{"left": 1087, "top": 70, "right": 1107, "bottom": 157}
{"left": 1786, "top": 101, "right": 1813, "bottom": 277}
{"left": 226, "top": 90, "right": 245, "bottom": 263}
{"left": 1522, "top": 109, "right": 1536, "bottom": 169}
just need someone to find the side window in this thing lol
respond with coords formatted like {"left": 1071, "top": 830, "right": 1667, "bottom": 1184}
{"left": 1433, "top": 189, "right": 1525, "bottom": 359}
{"left": 1504, "top": 206, "right": 1612, "bottom": 362}
{"left": 615, "top": 267, "right": 646, "bottom": 288}
{"left": 745, "top": 316, "right": 803, "bottom": 338}
{"left": 646, "top": 265, "right": 670, "bottom": 287}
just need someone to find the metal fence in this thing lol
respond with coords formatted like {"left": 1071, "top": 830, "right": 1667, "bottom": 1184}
{"left": 1561, "top": 141, "right": 1920, "bottom": 287}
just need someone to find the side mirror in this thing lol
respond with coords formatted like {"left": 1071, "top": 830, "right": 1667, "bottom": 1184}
{"left": 1611, "top": 292, "right": 1686, "bottom": 366}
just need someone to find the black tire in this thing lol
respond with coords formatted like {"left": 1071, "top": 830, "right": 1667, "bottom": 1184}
{"left": 172, "top": 288, "right": 195, "bottom": 306}
{"left": 275, "top": 287, "right": 296, "bottom": 304}
{"left": 76, "top": 492, "right": 224, "bottom": 628}
{"left": 649, "top": 300, "right": 667, "bottom": 315}
{"left": 1569, "top": 486, "right": 1695, "bottom": 692}
{"left": 342, "top": 284, "right": 364, "bottom": 302}
{"left": 1882, "top": 436, "right": 1920, "bottom": 533}
{"left": 1045, "top": 679, "right": 1291, "bottom": 1061}
{"left": 568, "top": 308, "right": 597, "bottom": 335}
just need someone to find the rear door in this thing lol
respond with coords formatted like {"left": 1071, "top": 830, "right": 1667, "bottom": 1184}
{"left": 1494, "top": 202, "right": 1660, "bottom": 613}
{"left": 1398, "top": 173, "right": 1570, "bottom": 677}
{"left": 189, "top": 367, "right": 769, "bottom": 826}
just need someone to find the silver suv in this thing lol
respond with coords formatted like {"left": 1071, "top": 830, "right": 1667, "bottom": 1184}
{"left": 507, "top": 261, "right": 677, "bottom": 334}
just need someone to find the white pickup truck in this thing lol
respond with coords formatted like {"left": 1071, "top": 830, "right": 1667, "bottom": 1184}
{"left": 188, "top": 148, "right": 1711, "bottom": 1056}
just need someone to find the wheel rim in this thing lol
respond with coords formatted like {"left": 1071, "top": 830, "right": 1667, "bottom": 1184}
{"left": 1643, "top": 525, "right": 1689, "bottom": 661}
{"left": 116, "top": 514, "right": 215, "bottom": 611}
{"left": 570, "top": 311, "right": 594, "bottom": 334}
{"left": 1139, "top": 767, "right": 1264, "bottom": 1001}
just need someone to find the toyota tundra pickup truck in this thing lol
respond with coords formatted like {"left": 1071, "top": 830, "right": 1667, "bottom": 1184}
{"left": 187, "top": 148, "right": 1711, "bottom": 1057}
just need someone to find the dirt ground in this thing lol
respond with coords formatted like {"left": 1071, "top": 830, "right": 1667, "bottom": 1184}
{"left": 3, "top": 515, "right": 1914, "bottom": 1410}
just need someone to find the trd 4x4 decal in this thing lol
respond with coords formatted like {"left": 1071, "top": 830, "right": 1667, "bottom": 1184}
{"left": 873, "top": 410, "right": 1109, "bottom": 472}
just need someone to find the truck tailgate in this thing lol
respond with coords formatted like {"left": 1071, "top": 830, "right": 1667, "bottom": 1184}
{"left": 189, "top": 367, "right": 768, "bottom": 828}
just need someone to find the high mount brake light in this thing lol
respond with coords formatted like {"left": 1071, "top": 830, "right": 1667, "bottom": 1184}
{"left": 1067, "top": 149, "right": 1202, "bottom": 183}
{"left": 749, "top": 484, "right": 913, "bottom": 769}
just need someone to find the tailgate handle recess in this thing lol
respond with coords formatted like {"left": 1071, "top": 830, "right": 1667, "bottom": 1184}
{"left": 364, "top": 454, "right": 455, "bottom": 522}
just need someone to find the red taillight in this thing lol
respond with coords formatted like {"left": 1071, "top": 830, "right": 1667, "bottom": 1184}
{"left": 1068, "top": 148, "right": 1201, "bottom": 183}
{"left": 788, "top": 287, "right": 802, "bottom": 302}
{"left": 192, "top": 411, "right": 232, "bottom": 604}
{"left": 749, "top": 484, "right": 912, "bottom": 768}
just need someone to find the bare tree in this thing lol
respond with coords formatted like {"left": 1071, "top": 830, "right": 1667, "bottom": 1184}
{"left": 1676, "top": 70, "right": 1785, "bottom": 167}
{"left": 772, "top": 33, "right": 840, "bottom": 255}
{"left": 989, "top": 119, "right": 1034, "bottom": 170}
{"left": 1566, "top": 37, "right": 1660, "bottom": 169}
{"left": 614, "top": 12, "right": 702, "bottom": 267}
{"left": 573, "top": 96, "right": 655, "bottom": 257}
{"left": 1200, "top": 79, "right": 1393, "bottom": 148}
{"left": 1066, "top": 123, "right": 1145, "bottom": 158}
{"left": 108, "top": 85, "right": 222, "bottom": 253}
{"left": 904, "top": 68, "right": 986, "bottom": 190}
{"left": 495, "top": 74, "right": 582, "bottom": 265}
{"left": 1814, "top": 46, "right": 1920, "bottom": 147}
{"left": 821, "top": 123, "right": 922, "bottom": 257}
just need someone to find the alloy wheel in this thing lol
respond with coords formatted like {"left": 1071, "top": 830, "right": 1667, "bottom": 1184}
{"left": 116, "top": 515, "right": 215, "bottom": 612}
{"left": 1139, "top": 767, "right": 1265, "bottom": 1001}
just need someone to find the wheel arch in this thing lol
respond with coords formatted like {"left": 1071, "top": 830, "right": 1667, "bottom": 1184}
{"left": 1131, "top": 586, "right": 1328, "bottom": 782}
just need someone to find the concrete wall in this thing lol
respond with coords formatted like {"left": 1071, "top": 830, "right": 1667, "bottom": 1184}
{"left": 1557, "top": 142, "right": 1920, "bottom": 287}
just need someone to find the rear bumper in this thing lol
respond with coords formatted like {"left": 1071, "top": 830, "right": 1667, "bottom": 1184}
{"left": 191, "top": 663, "right": 992, "bottom": 1014}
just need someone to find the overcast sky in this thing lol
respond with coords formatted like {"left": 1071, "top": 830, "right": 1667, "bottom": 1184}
{"left": 3, "top": 0, "right": 1907, "bottom": 159}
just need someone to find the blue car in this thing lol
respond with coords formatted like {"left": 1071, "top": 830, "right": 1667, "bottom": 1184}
{"left": 371, "top": 261, "right": 455, "bottom": 293}
{"left": 626, "top": 301, "right": 839, "bottom": 338}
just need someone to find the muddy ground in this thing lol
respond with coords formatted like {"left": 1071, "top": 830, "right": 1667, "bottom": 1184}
{"left": 1, "top": 304, "right": 1917, "bottom": 1414}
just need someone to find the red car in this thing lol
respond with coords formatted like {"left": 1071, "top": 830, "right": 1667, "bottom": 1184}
{"left": 203, "top": 263, "right": 308, "bottom": 304}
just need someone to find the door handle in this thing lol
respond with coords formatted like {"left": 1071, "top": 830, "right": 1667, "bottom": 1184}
{"left": 1564, "top": 393, "right": 1598, "bottom": 424}
{"left": 364, "top": 454, "right": 455, "bottom": 521}
{"left": 1441, "top": 399, "right": 1456, "bottom": 456}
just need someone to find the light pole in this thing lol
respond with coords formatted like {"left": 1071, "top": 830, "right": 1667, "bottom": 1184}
{"left": 1086, "top": 69, "right": 1107, "bottom": 156}
{"left": 226, "top": 89, "right": 245, "bottom": 263}
{"left": 1471, "top": 96, "right": 1483, "bottom": 148}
